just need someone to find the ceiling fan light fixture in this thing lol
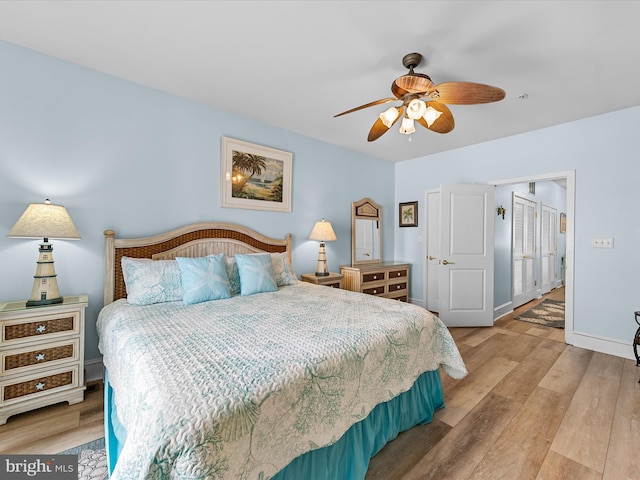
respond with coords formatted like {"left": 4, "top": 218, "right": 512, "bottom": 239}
{"left": 379, "top": 107, "right": 399, "bottom": 128}
{"left": 423, "top": 106, "right": 443, "bottom": 127}
{"left": 406, "top": 99, "right": 427, "bottom": 120}
{"left": 399, "top": 116, "right": 415, "bottom": 135}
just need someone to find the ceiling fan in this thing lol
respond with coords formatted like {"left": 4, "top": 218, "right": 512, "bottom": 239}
{"left": 334, "top": 52, "right": 506, "bottom": 141}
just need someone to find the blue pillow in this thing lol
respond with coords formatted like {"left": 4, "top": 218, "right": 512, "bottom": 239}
{"left": 235, "top": 253, "right": 278, "bottom": 296}
{"left": 176, "top": 255, "right": 231, "bottom": 305}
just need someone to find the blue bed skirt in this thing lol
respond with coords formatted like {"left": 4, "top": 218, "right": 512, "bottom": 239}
{"left": 104, "top": 369, "right": 444, "bottom": 479}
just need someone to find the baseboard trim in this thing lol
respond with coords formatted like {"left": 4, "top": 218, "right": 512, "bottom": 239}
{"left": 493, "top": 301, "right": 513, "bottom": 321}
{"left": 566, "top": 331, "right": 635, "bottom": 361}
{"left": 85, "top": 358, "right": 104, "bottom": 383}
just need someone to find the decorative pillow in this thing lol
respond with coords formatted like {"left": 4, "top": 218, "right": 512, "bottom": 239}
{"left": 271, "top": 252, "right": 299, "bottom": 286}
{"left": 121, "top": 257, "right": 182, "bottom": 306}
{"left": 235, "top": 253, "right": 278, "bottom": 296}
{"left": 224, "top": 255, "right": 241, "bottom": 296}
{"left": 176, "top": 255, "right": 231, "bottom": 305}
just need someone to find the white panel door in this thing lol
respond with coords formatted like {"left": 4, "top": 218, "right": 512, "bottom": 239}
{"left": 438, "top": 184, "right": 494, "bottom": 327}
{"left": 540, "top": 204, "right": 557, "bottom": 294}
{"left": 512, "top": 194, "right": 537, "bottom": 309}
{"left": 425, "top": 190, "right": 441, "bottom": 312}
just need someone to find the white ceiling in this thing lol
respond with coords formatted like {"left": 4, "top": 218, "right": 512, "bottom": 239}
{"left": 1, "top": 1, "right": 639, "bottom": 163}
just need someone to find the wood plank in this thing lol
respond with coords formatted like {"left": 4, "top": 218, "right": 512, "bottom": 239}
{"left": 403, "top": 392, "right": 521, "bottom": 480}
{"left": 435, "top": 356, "right": 517, "bottom": 427}
{"left": 535, "top": 450, "right": 601, "bottom": 480}
{"left": 365, "top": 418, "right": 451, "bottom": 480}
{"left": 538, "top": 345, "right": 593, "bottom": 396}
{"left": 468, "top": 386, "right": 572, "bottom": 480}
{"left": 550, "top": 353, "right": 622, "bottom": 473}
{"left": 493, "top": 343, "right": 563, "bottom": 405}
{"left": 602, "top": 359, "right": 640, "bottom": 480}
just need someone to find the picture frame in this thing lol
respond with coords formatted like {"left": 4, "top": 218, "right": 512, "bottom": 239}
{"left": 399, "top": 201, "right": 418, "bottom": 227}
{"left": 560, "top": 212, "right": 566, "bottom": 233}
{"left": 221, "top": 136, "right": 292, "bottom": 212}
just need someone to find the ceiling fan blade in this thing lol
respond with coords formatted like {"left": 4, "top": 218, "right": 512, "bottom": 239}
{"left": 430, "top": 82, "right": 506, "bottom": 105}
{"left": 334, "top": 97, "right": 397, "bottom": 118}
{"left": 416, "top": 102, "right": 455, "bottom": 134}
{"left": 367, "top": 106, "right": 404, "bottom": 142}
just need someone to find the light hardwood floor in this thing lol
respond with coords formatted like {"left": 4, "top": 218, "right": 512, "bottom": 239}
{"left": 1, "top": 287, "right": 638, "bottom": 480}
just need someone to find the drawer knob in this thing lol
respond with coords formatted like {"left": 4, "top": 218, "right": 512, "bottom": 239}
{"left": 397, "top": 285, "right": 401, "bottom": 290}
{"left": 373, "top": 275, "right": 378, "bottom": 279}
{"left": 397, "top": 272, "right": 401, "bottom": 276}
{"left": 36, "top": 324, "right": 47, "bottom": 334}
{"left": 35, "top": 382, "right": 45, "bottom": 390}
{"left": 373, "top": 289, "right": 377, "bottom": 294}
{"left": 35, "top": 353, "right": 46, "bottom": 362}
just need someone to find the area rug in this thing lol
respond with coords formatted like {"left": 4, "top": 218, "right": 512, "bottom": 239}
{"left": 515, "top": 299, "right": 565, "bottom": 328}
{"left": 59, "top": 437, "right": 108, "bottom": 480}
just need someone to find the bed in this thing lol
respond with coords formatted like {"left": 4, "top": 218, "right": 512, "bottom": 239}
{"left": 97, "top": 222, "right": 467, "bottom": 480}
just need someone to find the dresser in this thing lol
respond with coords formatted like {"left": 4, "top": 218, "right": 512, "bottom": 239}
{"left": 340, "top": 263, "right": 410, "bottom": 302}
{"left": 300, "top": 272, "right": 344, "bottom": 289}
{"left": 0, "top": 295, "right": 87, "bottom": 424}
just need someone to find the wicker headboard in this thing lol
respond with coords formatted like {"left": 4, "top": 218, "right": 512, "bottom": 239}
{"left": 104, "top": 222, "right": 292, "bottom": 305}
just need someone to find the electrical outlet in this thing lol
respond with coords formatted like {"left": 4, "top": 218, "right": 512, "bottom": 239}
{"left": 592, "top": 237, "right": 614, "bottom": 248}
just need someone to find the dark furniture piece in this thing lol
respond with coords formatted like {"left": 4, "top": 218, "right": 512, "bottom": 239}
{"left": 634, "top": 311, "right": 640, "bottom": 383}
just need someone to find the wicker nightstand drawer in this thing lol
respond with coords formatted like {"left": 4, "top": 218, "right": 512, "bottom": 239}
{"left": 1, "top": 365, "right": 80, "bottom": 405}
{"left": 2, "top": 311, "right": 80, "bottom": 346}
{"left": 2, "top": 338, "right": 80, "bottom": 376}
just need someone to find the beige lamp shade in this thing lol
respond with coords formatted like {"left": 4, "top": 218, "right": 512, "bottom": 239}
{"left": 308, "top": 219, "right": 337, "bottom": 242}
{"left": 7, "top": 200, "right": 81, "bottom": 240}
{"left": 309, "top": 219, "right": 336, "bottom": 277}
{"left": 7, "top": 199, "right": 80, "bottom": 307}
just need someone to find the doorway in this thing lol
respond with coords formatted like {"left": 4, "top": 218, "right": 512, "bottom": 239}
{"left": 424, "top": 171, "right": 573, "bottom": 339}
{"left": 491, "top": 171, "right": 573, "bottom": 342}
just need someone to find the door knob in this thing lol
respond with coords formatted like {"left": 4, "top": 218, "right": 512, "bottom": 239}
{"left": 428, "top": 256, "right": 437, "bottom": 260}
{"left": 442, "top": 259, "right": 455, "bottom": 265}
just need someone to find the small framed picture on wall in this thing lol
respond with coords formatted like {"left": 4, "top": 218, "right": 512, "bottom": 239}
{"left": 399, "top": 201, "right": 418, "bottom": 227}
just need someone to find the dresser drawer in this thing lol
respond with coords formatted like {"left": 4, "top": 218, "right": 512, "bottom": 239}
{"left": 1, "top": 365, "right": 80, "bottom": 406}
{"left": 386, "top": 293, "right": 409, "bottom": 302}
{"left": 387, "top": 281, "right": 407, "bottom": 294}
{"left": 1, "top": 311, "right": 81, "bottom": 346}
{"left": 2, "top": 338, "right": 80, "bottom": 376}
{"left": 362, "top": 271, "right": 386, "bottom": 283}
{"left": 388, "top": 269, "right": 408, "bottom": 279}
{"left": 363, "top": 285, "right": 386, "bottom": 296}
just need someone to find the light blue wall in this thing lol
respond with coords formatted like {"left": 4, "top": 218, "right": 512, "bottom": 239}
{"left": 395, "top": 106, "right": 640, "bottom": 349}
{"left": 0, "top": 41, "right": 394, "bottom": 361}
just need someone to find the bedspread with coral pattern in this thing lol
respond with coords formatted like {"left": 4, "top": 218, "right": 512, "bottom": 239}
{"left": 97, "top": 282, "right": 466, "bottom": 479}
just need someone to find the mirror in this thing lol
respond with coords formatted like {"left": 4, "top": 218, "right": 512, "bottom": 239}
{"left": 352, "top": 198, "right": 382, "bottom": 265}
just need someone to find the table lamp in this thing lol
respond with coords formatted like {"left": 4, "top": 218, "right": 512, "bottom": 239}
{"left": 7, "top": 199, "right": 81, "bottom": 306}
{"left": 308, "top": 218, "right": 337, "bottom": 276}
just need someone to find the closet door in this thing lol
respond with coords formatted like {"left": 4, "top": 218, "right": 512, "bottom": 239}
{"left": 512, "top": 194, "right": 537, "bottom": 309}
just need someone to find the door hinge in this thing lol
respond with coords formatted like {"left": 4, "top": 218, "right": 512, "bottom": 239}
{"left": 534, "top": 280, "right": 537, "bottom": 286}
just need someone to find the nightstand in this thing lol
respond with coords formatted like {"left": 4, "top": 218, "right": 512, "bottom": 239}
{"left": 300, "top": 272, "right": 344, "bottom": 289}
{"left": 0, "top": 294, "right": 88, "bottom": 425}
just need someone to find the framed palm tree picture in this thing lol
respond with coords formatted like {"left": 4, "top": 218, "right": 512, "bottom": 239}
{"left": 399, "top": 201, "right": 418, "bottom": 227}
{"left": 221, "top": 137, "right": 292, "bottom": 212}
